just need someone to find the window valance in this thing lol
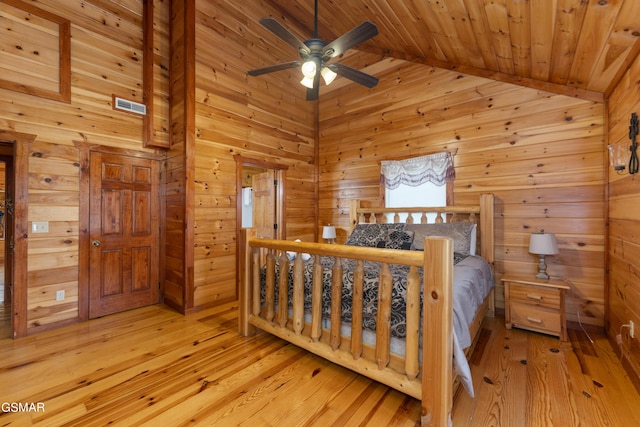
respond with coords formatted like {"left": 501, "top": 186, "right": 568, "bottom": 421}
{"left": 380, "top": 151, "right": 455, "bottom": 189}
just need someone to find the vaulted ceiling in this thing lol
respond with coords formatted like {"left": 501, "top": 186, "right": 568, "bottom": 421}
{"left": 261, "top": 0, "right": 640, "bottom": 102}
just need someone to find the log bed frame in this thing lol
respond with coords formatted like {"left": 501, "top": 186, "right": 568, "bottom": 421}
{"left": 238, "top": 193, "right": 495, "bottom": 426}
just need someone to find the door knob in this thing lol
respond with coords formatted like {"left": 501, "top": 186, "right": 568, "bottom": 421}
{"left": 92, "top": 240, "right": 101, "bottom": 247}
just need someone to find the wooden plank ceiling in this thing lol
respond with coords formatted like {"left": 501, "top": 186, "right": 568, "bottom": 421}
{"left": 259, "top": 0, "right": 640, "bottom": 100}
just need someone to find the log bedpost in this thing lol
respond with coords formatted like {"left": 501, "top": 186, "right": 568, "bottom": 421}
{"left": 479, "top": 193, "right": 494, "bottom": 270}
{"left": 349, "top": 199, "right": 360, "bottom": 235}
{"left": 479, "top": 193, "right": 495, "bottom": 316}
{"left": 421, "top": 236, "right": 454, "bottom": 427}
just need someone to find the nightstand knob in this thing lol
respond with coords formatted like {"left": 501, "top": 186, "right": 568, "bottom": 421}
{"left": 526, "top": 293, "right": 543, "bottom": 301}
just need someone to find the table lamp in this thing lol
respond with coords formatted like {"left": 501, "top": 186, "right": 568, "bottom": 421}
{"left": 322, "top": 225, "right": 336, "bottom": 244}
{"left": 529, "top": 231, "right": 558, "bottom": 280}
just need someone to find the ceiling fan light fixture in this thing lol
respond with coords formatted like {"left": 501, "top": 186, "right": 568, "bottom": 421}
{"left": 321, "top": 66, "right": 337, "bottom": 85}
{"left": 247, "top": 1, "right": 379, "bottom": 100}
{"left": 301, "top": 60, "right": 317, "bottom": 79}
{"left": 300, "top": 76, "right": 315, "bottom": 89}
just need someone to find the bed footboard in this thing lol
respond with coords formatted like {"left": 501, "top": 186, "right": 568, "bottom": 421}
{"left": 238, "top": 230, "right": 454, "bottom": 426}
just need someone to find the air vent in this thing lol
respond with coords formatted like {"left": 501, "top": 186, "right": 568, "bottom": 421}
{"left": 114, "top": 97, "right": 146, "bottom": 115}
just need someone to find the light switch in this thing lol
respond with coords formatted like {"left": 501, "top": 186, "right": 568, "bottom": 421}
{"left": 32, "top": 221, "right": 49, "bottom": 233}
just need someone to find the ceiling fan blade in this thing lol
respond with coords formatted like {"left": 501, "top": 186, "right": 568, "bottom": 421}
{"left": 330, "top": 63, "right": 378, "bottom": 88}
{"left": 259, "top": 17, "right": 311, "bottom": 55}
{"left": 322, "top": 21, "right": 378, "bottom": 58}
{"left": 248, "top": 61, "right": 301, "bottom": 76}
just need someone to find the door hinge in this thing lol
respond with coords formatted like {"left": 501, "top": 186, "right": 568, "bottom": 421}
{"left": 274, "top": 179, "right": 278, "bottom": 186}
{"left": 274, "top": 223, "right": 278, "bottom": 230}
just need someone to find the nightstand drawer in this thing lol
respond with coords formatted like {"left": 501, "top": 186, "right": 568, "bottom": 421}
{"left": 508, "top": 283, "right": 560, "bottom": 310}
{"left": 510, "top": 302, "right": 561, "bottom": 335}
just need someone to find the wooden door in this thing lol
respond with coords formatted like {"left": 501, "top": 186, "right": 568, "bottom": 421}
{"left": 252, "top": 170, "right": 276, "bottom": 239}
{"left": 89, "top": 152, "right": 160, "bottom": 318}
{"left": 3, "top": 157, "right": 14, "bottom": 306}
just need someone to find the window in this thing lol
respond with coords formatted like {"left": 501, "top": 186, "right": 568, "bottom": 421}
{"left": 381, "top": 152, "right": 454, "bottom": 222}
{"left": 385, "top": 181, "right": 446, "bottom": 223}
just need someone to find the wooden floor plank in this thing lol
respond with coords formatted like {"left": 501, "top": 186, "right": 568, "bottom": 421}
{"left": 579, "top": 333, "right": 640, "bottom": 427}
{"left": 526, "top": 333, "right": 563, "bottom": 426}
{"left": 141, "top": 344, "right": 312, "bottom": 426}
{"left": 1, "top": 302, "right": 639, "bottom": 426}
{"left": 451, "top": 326, "right": 496, "bottom": 425}
{"left": 543, "top": 339, "right": 580, "bottom": 427}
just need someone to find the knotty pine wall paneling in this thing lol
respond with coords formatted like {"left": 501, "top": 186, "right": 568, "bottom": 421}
{"left": 144, "top": 0, "right": 171, "bottom": 149}
{"left": 163, "top": 0, "right": 193, "bottom": 313}
{"left": 319, "top": 59, "right": 606, "bottom": 327}
{"left": 607, "top": 52, "right": 640, "bottom": 386}
{"left": 0, "top": 0, "right": 160, "bottom": 334}
{"left": 192, "top": 0, "right": 316, "bottom": 309}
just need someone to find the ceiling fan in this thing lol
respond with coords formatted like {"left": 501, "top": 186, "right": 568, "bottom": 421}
{"left": 247, "top": 0, "right": 379, "bottom": 101}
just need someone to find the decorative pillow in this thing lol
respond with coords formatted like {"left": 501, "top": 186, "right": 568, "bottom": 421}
{"left": 286, "top": 239, "right": 311, "bottom": 261}
{"left": 384, "top": 229, "right": 415, "bottom": 250}
{"left": 345, "top": 223, "right": 406, "bottom": 247}
{"left": 406, "top": 222, "right": 476, "bottom": 255}
{"left": 375, "top": 234, "right": 413, "bottom": 250}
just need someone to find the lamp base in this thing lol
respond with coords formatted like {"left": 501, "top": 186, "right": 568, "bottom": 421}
{"left": 536, "top": 254, "right": 550, "bottom": 280}
{"left": 535, "top": 271, "right": 550, "bottom": 280}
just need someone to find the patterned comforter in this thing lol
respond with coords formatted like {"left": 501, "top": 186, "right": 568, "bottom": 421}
{"left": 261, "top": 252, "right": 493, "bottom": 349}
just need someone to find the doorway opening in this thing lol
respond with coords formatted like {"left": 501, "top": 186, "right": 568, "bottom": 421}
{"left": 235, "top": 156, "right": 287, "bottom": 296}
{"left": 235, "top": 156, "right": 287, "bottom": 238}
{"left": 0, "top": 130, "right": 29, "bottom": 339}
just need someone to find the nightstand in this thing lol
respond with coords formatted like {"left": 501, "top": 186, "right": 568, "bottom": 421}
{"left": 502, "top": 274, "right": 569, "bottom": 341}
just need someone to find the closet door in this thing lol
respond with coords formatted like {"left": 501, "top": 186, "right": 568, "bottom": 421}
{"left": 89, "top": 152, "right": 160, "bottom": 318}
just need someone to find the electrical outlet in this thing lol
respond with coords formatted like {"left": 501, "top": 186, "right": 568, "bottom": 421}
{"left": 55, "top": 290, "right": 65, "bottom": 301}
{"left": 32, "top": 221, "right": 49, "bottom": 233}
{"left": 630, "top": 320, "right": 635, "bottom": 339}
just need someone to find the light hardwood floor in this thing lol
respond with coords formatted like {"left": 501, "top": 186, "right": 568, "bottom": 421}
{"left": 0, "top": 302, "right": 638, "bottom": 426}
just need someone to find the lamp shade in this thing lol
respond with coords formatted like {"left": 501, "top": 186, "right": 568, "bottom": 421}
{"left": 529, "top": 232, "right": 558, "bottom": 255}
{"left": 321, "top": 66, "right": 337, "bottom": 85}
{"left": 322, "top": 225, "right": 336, "bottom": 239}
{"left": 608, "top": 144, "right": 628, "bottom": 171}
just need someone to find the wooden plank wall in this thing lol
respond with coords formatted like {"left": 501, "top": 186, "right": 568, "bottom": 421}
{"left": 191, "top": 0, "right": 316, "bottom": 308}
{"left": 607, "top": 53, "right": 640, "bottom": 383}
{"left": 0, "top": 0, "right": 157, "bottom": 333}
{"left": 164, "top": 0, "right": 190, "bottom": 312}
{"left": 318, "top": 55, "right": 606, "bottom": 326}
{"left": 0, "top": 0, "right": 314, "bottom": 324}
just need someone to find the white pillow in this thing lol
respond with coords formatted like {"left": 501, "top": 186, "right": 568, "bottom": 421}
{"left": 287, "top": 239, "right": 311, "bottom": 261}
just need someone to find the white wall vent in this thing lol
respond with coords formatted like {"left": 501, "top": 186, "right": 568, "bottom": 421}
{"left": 114, "top": 97, "right": 146, "bottom": 115}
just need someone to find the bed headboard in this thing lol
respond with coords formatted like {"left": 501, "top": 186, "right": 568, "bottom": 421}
{"left": 348, "top": 193, "right": 495, "bottom": 267}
